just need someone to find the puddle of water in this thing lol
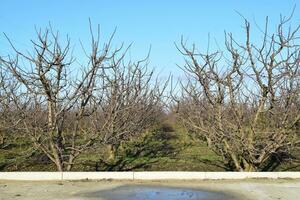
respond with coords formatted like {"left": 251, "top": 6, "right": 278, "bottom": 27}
{"left": 81, "top": 185, "right": 233, "bottom": 200}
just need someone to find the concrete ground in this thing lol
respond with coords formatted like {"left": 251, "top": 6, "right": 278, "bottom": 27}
{"left": 0, "top": 179, "right": 299, "bottom": 200}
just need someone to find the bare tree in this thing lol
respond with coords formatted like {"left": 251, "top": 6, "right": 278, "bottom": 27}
{"left": 1, "top": 23, "right": 166, "bottom": 171}
{"left": 0, "top": 65, "right": 10, "bottom": 147}
{"left": 0, "top": 64, "right": 23, "bottom": 148}
{"left": 174, "top": 15, "right": 300, "bottom": 171}
{"left": 93, "top": 58, "right": 167, "bottom": 167}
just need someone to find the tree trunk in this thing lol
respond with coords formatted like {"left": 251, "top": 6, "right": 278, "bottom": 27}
{"left": 66, "top": 155, "right": 75, "bottom": 171}
{"left": 242, "top": 158, "right": 257, "bottom": 172}
{"left": 107, "top": 144, "right": 116, "bottom": 162}
{"left": 54, "top": 158, "right": 63, "bottom": 172}
{"left": 205, "top": 136, "right": 212, "bottom": 148}
{"left": 223, "top": 139, "right": 243, "bottom": 171}
{"left": 0, "top": 133, "right": 5, "bottom": 147}
{"left": 50, "top": 141, "right": 64, "bottom": 171}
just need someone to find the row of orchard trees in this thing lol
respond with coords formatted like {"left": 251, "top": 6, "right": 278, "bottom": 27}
{"left": 0, "top": 23, "right": 166, "bottom": 171}
{"left": 1, "top": 16, "right": 299, "bottom": 171}
{"left": 174, "top": 15, "right": 300, "bottom": 171}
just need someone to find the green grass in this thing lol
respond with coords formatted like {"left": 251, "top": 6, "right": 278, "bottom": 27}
{"left": 1, "top": 124, "right": 299, "bottom": 171}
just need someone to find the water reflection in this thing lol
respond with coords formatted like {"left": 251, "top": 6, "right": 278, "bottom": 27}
{"left": 81, "top": 185, "right": 234, "bottom": 200}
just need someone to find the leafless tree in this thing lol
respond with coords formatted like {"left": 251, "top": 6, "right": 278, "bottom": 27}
{"left": 0, "top": 65, "right": 10, "bottom": 147}
{"left": 0, "top": 64, "right": 23, "bottom": 148}
{"left": 93, "top": 59, "right": 166, "bottom": 163}
{"left": 174, "top": 15, "right": 300, "bottom": 171}
{"left": 1, "top": 23, "right": 166, "bottom": 171}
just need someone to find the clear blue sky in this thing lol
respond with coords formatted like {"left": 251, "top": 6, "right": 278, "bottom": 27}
{"left": 1, "top": 0, "right": 299, "bottom": 78}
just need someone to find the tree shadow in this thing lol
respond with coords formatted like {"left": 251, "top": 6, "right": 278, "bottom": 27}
{"left": 95, "top": 129, "right": 179, "bottom": 171}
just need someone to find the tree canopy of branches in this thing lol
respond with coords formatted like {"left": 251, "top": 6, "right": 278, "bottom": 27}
{"left": 0, "top": 24, "right": 166, "bottom": 171}
{"left": 174, "top": 15, "right": 300, "bottom": 171}
{"left": 1, "top": 14, "right": 299, "bottom": 172}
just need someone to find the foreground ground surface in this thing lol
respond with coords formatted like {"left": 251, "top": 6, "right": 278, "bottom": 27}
{"left": 0, "top": 179, "right": 299, "bottom": 200}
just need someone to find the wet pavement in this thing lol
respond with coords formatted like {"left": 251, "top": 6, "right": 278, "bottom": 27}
{"left": 2, "top": 179, "right": 299, "bottom": 200}
{"left": 81, "top": 185, "right": 233, "bottom": 200}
